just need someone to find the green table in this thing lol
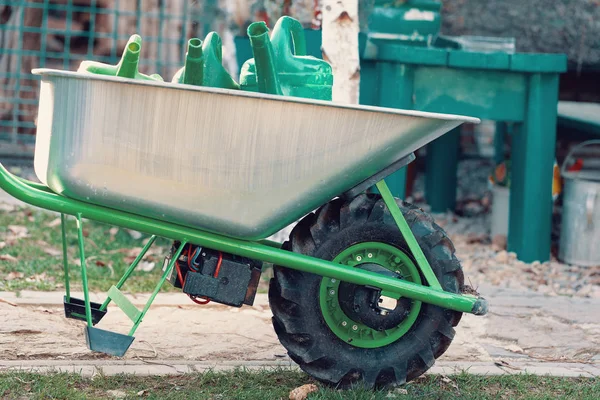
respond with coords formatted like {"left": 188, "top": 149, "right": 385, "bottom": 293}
{"left": 359, "top": 37, "right": 567, "bottom": 263}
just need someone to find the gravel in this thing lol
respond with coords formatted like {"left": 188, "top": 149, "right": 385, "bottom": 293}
{"left": 409, "top": 158, "right": 600, "bottom": 299}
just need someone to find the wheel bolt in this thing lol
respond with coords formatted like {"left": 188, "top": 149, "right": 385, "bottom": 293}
{"left": 352, "top": 325, "right": 358, "bottom": 331}
{"left": 329, "top": 289, "right": 335, "bottom": 295}
{"left": 331, "top": 278, "right": 336, "bottom": 283}
{"left": 368, "top": 253, "right": 373, "bottom": 258}
{"left": 342, "top": 321, "right": 347, "bottom": 326}
{"left": 394, "top": 257, "right": 401, "bottom": 263}
{"left": 356, "top": 256, "right": 362, "bottom": 261}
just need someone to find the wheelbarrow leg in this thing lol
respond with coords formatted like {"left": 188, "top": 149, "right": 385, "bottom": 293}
{"left": 76, "top": 213, "right": 93, "bottom": 327}
{"left": 62, "top": 214, "right": 107, "bottom": 325}
{"left": 86, "top": 241, "right": 187, "bottom": 357}
{"left": 128, "top": 240, "right": 186, "bottom": 336}
{"left": 61, "top": 214, "right": 70, "bottom": 302}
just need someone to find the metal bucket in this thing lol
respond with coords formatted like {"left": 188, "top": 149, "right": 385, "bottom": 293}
{"left": 558, "top": 140, "right": 600, "bottom": 267}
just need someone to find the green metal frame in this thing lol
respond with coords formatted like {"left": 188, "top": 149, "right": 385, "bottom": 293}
{"left": 0, "top": 163, "right": 486, "bottom": 316}
{"left": 0, "top": 162, "right": 487, "bottom": 351}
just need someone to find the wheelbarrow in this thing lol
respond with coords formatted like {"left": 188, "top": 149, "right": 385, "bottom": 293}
{"left": 0, "top": 25, "right": 486, "bottom": 390}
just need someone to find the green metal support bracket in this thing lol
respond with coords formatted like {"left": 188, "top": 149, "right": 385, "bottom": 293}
{"left": 376, "top": 180, "right": 442, "bottom": 290}
{"left": 107, "top": 286, "right": 142, "bottom": 322}
{"left": 100, "top": 235, "right": 157, "bottom": 312}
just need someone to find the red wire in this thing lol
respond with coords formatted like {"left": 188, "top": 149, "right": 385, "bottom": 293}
{"left": 190, "top": 296, "right": 210, "bottom": 305}
{"left": 214, "top": 252, "right": 223, "bottom": 278}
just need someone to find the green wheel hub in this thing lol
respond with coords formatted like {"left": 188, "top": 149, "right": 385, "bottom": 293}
{"left": 319, "top": 242, "right": 422, "bottom": 348}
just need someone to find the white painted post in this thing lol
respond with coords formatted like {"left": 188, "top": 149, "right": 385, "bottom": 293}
{"left": 321, "top": 0, "right": 360, "bottom": 104}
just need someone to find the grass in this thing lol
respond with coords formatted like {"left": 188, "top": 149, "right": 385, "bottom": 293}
{"left": 0, "top": 204, "right": 274, "bottom": 294}
{"left": 0, "top": 369, "right": 598, "bottom": 400}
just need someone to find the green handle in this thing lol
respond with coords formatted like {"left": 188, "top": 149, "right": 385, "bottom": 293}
{"left": 271, "top": 16, "right": 307, "bottom": 57}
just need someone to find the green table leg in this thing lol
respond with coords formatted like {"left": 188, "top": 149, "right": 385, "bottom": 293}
{"left": 377, "top": 62, "right": 414, "bottom": 199}
{"left": 508, "top": 73, "right": 559, "bottom": 263}
{"left": 495, "top": 122, "right": 507, "bottom": 164}
{"left": 425, "top": 126, "right": 461, "bottom": 213}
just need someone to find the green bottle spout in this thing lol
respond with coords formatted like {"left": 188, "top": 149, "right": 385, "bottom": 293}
{"left": 116, "top": 35, "right": 142, "bottom": 78}
{"left": 77, "top": 34, "right": 163, "bottom": 81}
{"left": 247, "top": 21, "right": 282, "bottom": 96}
{"left": 172, "top": 38, "right": 204, "bottom": 86}
{"left": 171, "top": 32, "right": 239, "bottom": 90}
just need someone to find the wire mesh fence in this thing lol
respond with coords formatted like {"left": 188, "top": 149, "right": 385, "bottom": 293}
{"left": 0, "top": 0, "right": 226, "bottom": 157}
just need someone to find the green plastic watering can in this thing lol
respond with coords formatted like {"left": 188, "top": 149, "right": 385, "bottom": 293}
{"left": 172, "top": 33, "right": 240, "bottom": 90}
{"left": 240, "top": 16, "right": 333, "bottom": 100}
{"left": 77, "top": 34, "right": 163, "bottom": 81}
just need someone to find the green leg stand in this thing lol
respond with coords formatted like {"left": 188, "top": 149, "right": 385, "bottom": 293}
{"left": 425, "top": 126, "right": 461, "bottom": 213}
{"left": 508, "top": 74, "right": 559, "bottom": 263}
{"left": 62, "top": 214, "right": 107, "bottom": 325}
{"left": 375, "top": 62, "right": 414, "bottom": 199}
{"left": 76, "top": 214, "right": 93, "bottom": 327}
{"left": 61, "top": 214, "right": 70, "bottom": 302}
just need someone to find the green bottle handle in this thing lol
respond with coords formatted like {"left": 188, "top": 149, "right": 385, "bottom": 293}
{"left": 271, "top": 16, "right": 307, "bottom": 57}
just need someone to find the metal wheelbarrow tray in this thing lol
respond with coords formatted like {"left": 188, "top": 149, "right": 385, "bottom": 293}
{"left": 32, "top": 68, "right": 477, "bottom": 240}
{"left": 0, "top": 67, "right": 488, "bottom": 390}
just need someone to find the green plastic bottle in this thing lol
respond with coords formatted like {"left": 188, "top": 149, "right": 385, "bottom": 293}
{"left": 77, "top": 34, "right": 163, "bottom": 81}
{"left": 239, "top": 16, "right": 333, "bottom": 100}
{"left": 203, "top": 32, "right": 240, "bottom": 89}
{"left": 172, "top": 32, "right": 240, "bottom": 90}
{"left": 171, "top": 38, "right": 205, "bottom": 86}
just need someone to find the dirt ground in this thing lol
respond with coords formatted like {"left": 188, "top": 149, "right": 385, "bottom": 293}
{"left": 1, "top": 283, "right": 599, "bottom": 366}
{"left": 0, "top": 298, "right": 281, "bottom": 363}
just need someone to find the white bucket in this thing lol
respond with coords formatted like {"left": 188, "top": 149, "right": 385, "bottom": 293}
{"left": 491, "top": 184, "right": 510, "bottom": 237}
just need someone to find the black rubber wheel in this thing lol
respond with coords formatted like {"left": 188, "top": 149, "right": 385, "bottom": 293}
{"left": 268, "top": 193, "right": 465, "bottom": 389}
